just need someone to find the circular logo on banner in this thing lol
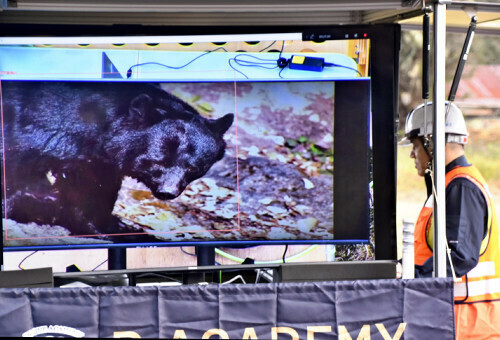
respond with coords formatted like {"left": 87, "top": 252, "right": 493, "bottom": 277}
{"left": 22, "top": 325, "right": 85, "bottom": 338}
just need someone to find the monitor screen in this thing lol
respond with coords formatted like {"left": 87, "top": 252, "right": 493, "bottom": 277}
{"left": 0, "top": 25, "right": 399, "bottom": 252}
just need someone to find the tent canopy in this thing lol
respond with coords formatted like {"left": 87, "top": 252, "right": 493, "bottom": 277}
{"left": 401, "top": 1, "right": 500, "bottom": 34}
{"left": 0, "top": 0, "right": 498, "bottom": 31}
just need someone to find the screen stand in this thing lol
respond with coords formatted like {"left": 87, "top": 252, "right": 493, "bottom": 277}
{"left": 196, "top": 245, "right": 216, "bottom": 266}
{"left": 183, "top": 246, "right": 216, "bottom": 284}
{"left": 0, "top": 230, "right": 3, "bottom": 271}
{"left": 108, "top": 248, "right": 127, "bottom": 270}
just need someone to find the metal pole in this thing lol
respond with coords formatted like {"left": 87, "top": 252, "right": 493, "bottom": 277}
{"left": 402, "top": 219, "right": 415, "bottom": 279}
{"left": 433, "top": 1, "right": 448, "bottom": 278}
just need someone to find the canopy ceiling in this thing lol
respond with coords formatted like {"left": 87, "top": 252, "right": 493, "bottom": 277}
{"left": 0, "top": 1, "right": 492, "bottom": 30}
{"left": 401, "top": 1, "right": 500, "bottom": 34}
{"left": 0, "top": 0, "right": 419, "bottom": 26}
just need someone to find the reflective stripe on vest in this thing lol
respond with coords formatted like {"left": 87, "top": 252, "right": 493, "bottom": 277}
{"left": 446, "top": 165, "right": 500, "bottom": 304}
{"left": 455, "top": 278, "right": 500, "bottom": 298}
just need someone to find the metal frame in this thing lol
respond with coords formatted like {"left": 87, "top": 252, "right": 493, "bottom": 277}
{"left": 1, "top": 1, "right": 499, "bottom": 271}
{"left": 0, "top": 0, "right": 421, "bottom": 26}
{"left": 432, "top": 0, "right": 448, "bottom": 278}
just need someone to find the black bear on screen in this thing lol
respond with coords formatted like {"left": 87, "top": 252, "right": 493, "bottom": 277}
{"left": 1, "top": 81, "right": 233, "bottom": 238}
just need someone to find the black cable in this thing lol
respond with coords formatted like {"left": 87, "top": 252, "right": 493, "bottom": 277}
{"left": 324, "top": 62, "right": 363, "bottom": 77}
{"left": 278, "top": 40, "right": 286, "bottom": 60}
{"left": 18, "top": 251, "right": 38, "bottom": 270}
{"left": 91, "top": 259, "right": 108, "bottom": 271}
{"left": 126, "top": 46, "right": 228, "bottom": 78}
{"left": 277, "top": 40, "right": 289, "bottom": 78}
{"left": 135, "top": 272, "right": 183, "bottom": 284}
{"left": 278, "top": 66, "right": 287, "bottom": 78}
{"left": 282, "top": 245, "right": 288, "bottom": 264}
{"left": 229, "top": 54, "right": 280, "bottom": 79}
{"left": 180, "top": 246, "right": 196, "bottom": 257}
{"left": 258, "top": 40, "right": 277, "bottom": 52}
{"left": 127, "top": 40, "right": 361, "bottom": 81}
{"left": 229, "top": 40, "right": 287, "bottom": 79}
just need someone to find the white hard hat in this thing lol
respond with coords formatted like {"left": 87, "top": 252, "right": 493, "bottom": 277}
{"left": 404, "top": 101, "right": 469, "bottom": 144}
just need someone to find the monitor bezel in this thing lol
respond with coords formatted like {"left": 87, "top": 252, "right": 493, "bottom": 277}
{"left": 0, "top": 24, "right": 399, "bottom": 260}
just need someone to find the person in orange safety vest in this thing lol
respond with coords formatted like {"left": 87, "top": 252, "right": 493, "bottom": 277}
{"left": 404, "top": 102, "right": 500, "bottom": 339}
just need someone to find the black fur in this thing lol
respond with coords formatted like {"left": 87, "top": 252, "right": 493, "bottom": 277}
{"left": 1, "top": 81, "right": 233, "bottom": 237}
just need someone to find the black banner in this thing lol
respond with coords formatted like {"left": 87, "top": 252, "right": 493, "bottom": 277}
{"left": 0, "top": 278, "right": 455, "bottom": 339}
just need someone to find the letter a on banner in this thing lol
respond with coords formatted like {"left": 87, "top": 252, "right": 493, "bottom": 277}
{"left": 172, "top": 330, "right": 187, "bottom": 339}
{"left": 202, "top": 329, "right": 229, "bottom": 339}
{"left": 272, "top": 327, "right": 300, "bottom": 340}
{"left": 242, "top": 328, "right": 258, "bottom": 339}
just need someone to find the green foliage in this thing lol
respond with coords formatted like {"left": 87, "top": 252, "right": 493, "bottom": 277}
{"left": 285, "top": 136, "right": 334, "bottom": 174}
{"left": 451, "top": 32, "right": 500, "bottom": 66}
{"left": 467, "top": 141, "right": 500, "bottom": 183}
{"left": 334, "top": 208, "right": 375, "bottom": 261}
{"left": 189, "top": 95, "right": 214, "bottom": 115}
{"left": 399, "top": 31, "right": 424, "bottom": 118}
{"left": 170, "top": 92, "right": 215, "bottom": 116}
{"left": 398, "top": 30, "right": 500, "bottom": 129}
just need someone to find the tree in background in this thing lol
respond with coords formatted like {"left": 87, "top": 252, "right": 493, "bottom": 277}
{"left": 399, "top": 29, "right": 500, "bottom": 128}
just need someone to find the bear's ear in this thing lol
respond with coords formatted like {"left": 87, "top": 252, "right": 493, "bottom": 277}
{"left": 209, "top": 113, "right": 234, "bottom": 136}
{"left": 129, "top": 93, "right": 153, "bottom": 121}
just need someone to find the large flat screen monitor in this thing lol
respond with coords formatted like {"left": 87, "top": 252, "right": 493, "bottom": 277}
{"left": 0, "top": 25, "right": 399, "bottom": 257}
